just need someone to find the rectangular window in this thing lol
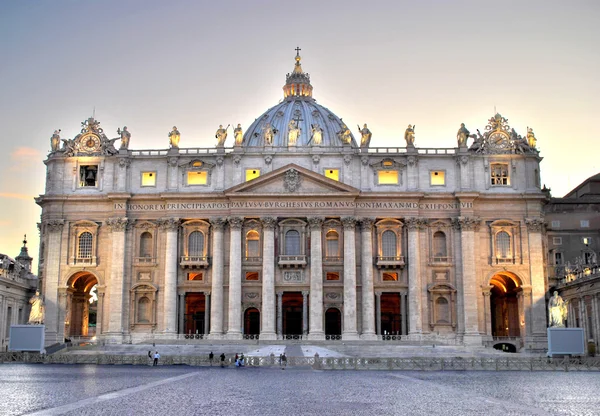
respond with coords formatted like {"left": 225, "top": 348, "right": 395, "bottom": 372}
{"left": 187, "top": 272, "right": 203, "bottom": 281}
{"left": 245, "top": 169, "right": 260, "bottom": 181}
{"left": 552, "top": 237, "right": 562, "bottom": 245}
{"left": 141, "top": 172, "right": 156, "bottom": 187}
{"left": 490, "top": 164, "right": 509, "bottom": 186}
{"left": 378, "top": 171, "right": 398, "bottom": 185}
{"left": 324, "top": 169, "right": 339, "bottom": 181}
{"left": 430, "top": 170, "right": 445, "bottom": 186}
{"left": 79, "top": 165, "right": 98, "bottom": 187}
{"left": 326, "top": 272, "right": 340, "bottom": 281}
{"left": 584, "top": 252, "right": 593, "bottom": 265}
{"left": 580, "top": 220, "right": 590, "bottom": 228}
{"left": 187, "top": 171, "right": 207, "bottom": 185}
{"left": 382, "top": 272, "right": 398, "bottom": 281}
{"left": 554, "top": 252, "right": 563, "bottom": 265}
{"left": 551, "top": 220, "right": 560, "bottom": 228}
{"left": 245, "top": 272, "right": 259, "bottom": 281}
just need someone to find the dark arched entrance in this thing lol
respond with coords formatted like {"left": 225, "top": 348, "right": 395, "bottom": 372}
{"left": 381, "top": 293, "right": 402, "bottom": 335}
{"left": 244, "top": 308, "right": 260, "bottom": 336}
{"left": 66, "top": 273, "right": 98, "bottom": 337}
{"left": 282, "top": 292, "right": 303, "bottom": 335}
{"left": 325, "top": 308, "right": 341, "bottom": 337}
{"left": 490, "top": 273, "right": 521, "bottom": 337}
{"left": 184, "top": 293, "right": 206, "bottom": 335}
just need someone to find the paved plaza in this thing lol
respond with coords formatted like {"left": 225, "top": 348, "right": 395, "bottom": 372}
{"left": 1, "top": 363, "right": 599, "bottom": 416}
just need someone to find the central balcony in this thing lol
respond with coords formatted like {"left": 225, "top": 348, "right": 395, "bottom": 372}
{"left": 180, "top": 256, "right": 210, "bottom": 269}
{"left": 375, "top": 255, "right": 405, "bottom": 269}
{"left": 278, "top": 255, "right": 307, "bottom": 268}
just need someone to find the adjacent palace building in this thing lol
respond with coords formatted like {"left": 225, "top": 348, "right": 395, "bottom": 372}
{"left": 37, "top": 51, "right": 548, "bottom": 350}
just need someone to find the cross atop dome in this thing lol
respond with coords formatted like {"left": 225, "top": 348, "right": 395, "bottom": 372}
{"left": 284, "top": 47, "right": 313, "bottom": 99}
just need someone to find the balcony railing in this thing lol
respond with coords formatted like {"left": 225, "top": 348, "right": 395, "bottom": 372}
{"left": 278, "top": 255, "right": 307, "bottom": 268}
{"left": 323, "top": 256, "right": 343, "bottom": 265}
{"left": 494, "top": 257, "right": 515, "bottom": 265}
{"left": 243, "top": 256, "right": 262, "bottom": 265}
{"left": 134, "top": 257, "right": 156, "bottom": 265}
{"left": 375, "top": 256, "right": 405, "bottom": 269}
{"left": 430, "top": 256, "right": 452, "bottom": 264}
{"left": 73, "top": 256, "right": 97, "bottom": 266}
{"left": 180, "top": 256, "right": 210, "bottom": 268}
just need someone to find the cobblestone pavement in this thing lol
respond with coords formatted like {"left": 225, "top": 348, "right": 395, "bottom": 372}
{"left": 1, "top": 364, "right": 599, "bottom": 416}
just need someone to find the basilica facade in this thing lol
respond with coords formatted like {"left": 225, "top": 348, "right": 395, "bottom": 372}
{"left": 37, "top": 51, "right": 548, "bottom": 350}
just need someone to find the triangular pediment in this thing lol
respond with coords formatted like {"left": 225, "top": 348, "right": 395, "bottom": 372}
{"left": 225, "top": 164, "right": 360, "bottom": 196}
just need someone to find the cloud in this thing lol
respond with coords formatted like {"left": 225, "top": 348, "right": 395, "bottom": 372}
{"left": 0, "top": 192, "right": 34, "bottom": 200}
{"left": 10, "top": 147, "right": 42, "bottom": 171}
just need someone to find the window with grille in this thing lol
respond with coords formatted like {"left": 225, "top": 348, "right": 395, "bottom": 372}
{"left": 285, "top": 230, "right": 301, "bottom": 255}
{"left": 139, "top": 232, "right": 153, "bottom": 257}
{"left": 137, "top": 297, "right": 150, "bottom": 323}
{"left": 78, "top": 232, "right": 93, "bottom": 258}
{"left": 490, "top": 164, "right": 509, "bottom": 186}
{"left": 188, "top": 231, "right": 204, "bottom": 257}
{"left": 495, "top": 231, "right": 511, "bottom": 258}
{"left": 433, "top": 231, "right": 447, "bottom": 258}
{"left": 382, "top": 230, "right": 397, "bottom": 257}
{"left": 246, "top": 230, "right": 260, "bottom": 257}
{"left": 326, "top": 231, "right": 339, "bottom": 257}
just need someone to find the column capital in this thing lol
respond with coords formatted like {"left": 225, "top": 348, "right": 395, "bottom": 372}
{"left": 525, "top": 217, "right": 545, "bottom": 233}
{"left": 260, "top": 216, "right": 277, "bottom": 230}
{"left": 106, "top": 217, "right": 129, "bottom": 232}
{"left": 302, "top": 290, "right": 309, "bottom": 297}
{"left": 276, "top": 291, "right": 284, "bottom": 297}
{"left": 452, "top": 216, "right": 481, "bottom": 231}
{"left": 210, "top": 217, "right": 227, "bottom": 230}
{"left": 341, "top": 216, "right": 357, "bottom": 230}
{"left": 375, "top": 291, "right": 382, "bottom": 297}
{"left": 228, "top": 216, "right": 244, "bottom": 229}
{"left": 404, "top": 217, "right": 423, "bottom": 230}
{"left": 158, "top": 217, "right": 180, "bottom": 231}
{"left": 203, "top": 291, "right": 212, "bottom": 296}
{"left": 307, "top": 216, "right": 324, "bottom": 230}
{"left": 44, "top": 219, "right": 65, "bottom": 232}
{"left": 360, "top": 217, "right": 376, "bottom": 230}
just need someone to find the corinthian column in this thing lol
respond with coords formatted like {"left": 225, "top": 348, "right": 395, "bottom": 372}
{"left": 106, "top": 217, "right": 129, "bottom": 340}
{"left": 341, "top": 216, "right": 359, "bottom": 340}
{"left": 159, "top": 217, "right": 179, "bottom": 335}
{"left": 260, "top": 217, "right": 277, "bottom": 340}
{"left": 455, "top": 216, "right": 481, "bottom": 345}
{"left": 43, "top": 220, "right": 64, "bottom": 345}
{"left": 360, "top": 218, "right": 377, "bottom": 340}
{"left": 525, "top": 218, "right": 547, "bottom": 344}
{"left": 308, "top": 216, "right": 325, "bottom": 340}
{"left": 227, "top": 216, "right": 243, "bottom": 339}
{"left": 406, "top": 217, "right": 423, "bottom": 336}
{"left": 209, "top": 218, "right": 226, "bottom": 338}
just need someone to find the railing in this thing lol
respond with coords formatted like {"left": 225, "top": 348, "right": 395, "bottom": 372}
{"left": 73, "top": 257, "right": 97, "bottom": 266}
{"left": 282, "top": 334, "right": 305, "bottom": 340}
{"left": 243, "top": 334, "right": 259, "bottom": 340}
{"left": 183, "top": 333, "right": 207, "bottom": 339}
{"left": 430, "top": 256, "right": 452, "bottom": 263}
{"left": 278, "top": 255, "right": 307, "bottom": 267}
{"left": 375, "top": 256, "right": 405, "bottom": 268}
{"left": 130, "top": 150, "right": 169, "bottom": 156}
{"left": 3, "top": 352, "right": 599, "bottom": 371}
{"left": 494, "top": 257, "right": 515, "bottom": 265}
{"left": 325, "top": 334, "right": 342, "bottom": 341}
{"left": 556, "top": 263, "right": 600, "bottom": 287}
{"left": 417, "top": 148, "right": 456, "bottom": 155}
{"left": 180, "top": 256, "right": 210, "bottom": 268}
{"left": 323, "top": 256, "right": 343, "bottom": 264}
{"left": 243, "top": 256, "right": 262, "bottom": 264}
{"left": 134, "top": 257, "right": 156, "bottom": 265}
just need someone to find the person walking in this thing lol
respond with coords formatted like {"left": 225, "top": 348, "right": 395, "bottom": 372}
{"left": 209, "top": 351, "right": 214, "bottom": 366}
{"left": 147, "top": 350, "right": 152, "bottom": 365}
{"left": 220, "top": 353, "right": 226, "bottom": 368}
{"left": 281, "top": 352, "right": 287, "bottom": 369}
{"left": 153, "top": 351, "right": 160, "bottom": 366}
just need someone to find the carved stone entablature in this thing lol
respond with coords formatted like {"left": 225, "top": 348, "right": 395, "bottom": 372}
{"left": 283, "top": 270, "right": 303, "bottom": 282}
{"left": 468, "top": 113, "right": 538, "bottom": 155}
{"left": 106, "top": 217, "right": 129, "bottom": 232}
{"left": 260, "top": 217, "right": 277, "bottom": 230}
{"left": 44, "top": 219, "right": 65, "bottom": 233}
{"left": 453, "top": 216, "right": 481, "bottom": 231}
{"left": 525, "top": 218, "right": 545, "bottom": 233}
{"left": 404, "top": 217, "right": 424, "bottom": 230}
{"left": 360, "top": 217, "right": 376, "bottom": 230}
{"left": 284, "top": 169, "right": 302, "bottom": 192}
{"left": 308, "top": 217, "right": 324, "bottom": 230}
{"left": 228, "top": 216, "right": 244, "bottom": 229}
{"left": 135, "top": 220, "right": 156, "bottom": 230}
{"left": 209, "top": 217, "right": 227, "bottom": 231}
{"left": 158, "top": 217, "right": 180, "bottom": 231}
{"left": 341, "top": 216, "right": 357, "bottom": 230}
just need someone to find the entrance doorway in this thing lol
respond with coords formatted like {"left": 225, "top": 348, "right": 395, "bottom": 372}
{"left": 380, "top": 293, "right": 402, "bottom": 335}
{"left": 184, "top": 293, "right": 206, "bottom": 336}
{"left": 244, "top": 308, "right": 260, "bottom": 336}
{"left": 66, "top": 272, "right": 98, "bottom": 337}
{"left": 325, "top": 308, "right": 341, "bottom": 338}
{"left": 489, "top": 273, "right": 521, "bottom": 337}
{"left": 282, "top": 292, "right": 303, "bottom": 335}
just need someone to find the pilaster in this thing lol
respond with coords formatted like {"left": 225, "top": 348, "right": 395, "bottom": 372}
{"left": 406, "top": 217, "right": 423, "bottom": 337}
{"left": 105, "top": 217, "right": 128, "bottom": 341}
{"left": 159, "top": 217, "right": 179, "bottom": 335}
{"left": 360, "top": 218, "right": 377, "bottom": 340}
{"left": 209, "top": 217, "right": 226, "bottom": 338}
{"left": 42, "top": 220, "right": 64, "bottom": 345}
{"left": 341, "top": 216, "right": 359, "bottom": 340}
{"left": 260, "top": 217, "right": 277, "bottom": 340}
{"left": 307, "top": 216, "right": 325, "bottom": 340}
{"left": 226, "top": 216, "right": 243, "bottom": 339}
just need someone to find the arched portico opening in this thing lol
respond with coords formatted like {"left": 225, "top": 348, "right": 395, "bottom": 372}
{"left": 325, "top": 308, "right": 341, "bottom": 338}
{"left": 244, "top": 307, "right": 260, "bottom": 336}
{"left": 65, "top": 272, "right": 98, "bottom": 337}
{"left": 489, "top": 272, "right": 522, "bottom": 338}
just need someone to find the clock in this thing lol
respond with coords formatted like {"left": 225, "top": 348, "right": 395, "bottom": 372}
{"left": 489, "top": 131, "right": 509, "bottom": 149}
{"left": 80, "top": 133, "right": 101, "bottom": 153}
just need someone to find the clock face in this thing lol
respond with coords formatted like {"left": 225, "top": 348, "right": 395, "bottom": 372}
{"left": 80, "top": 134, "right": 101, "bottom": 152}
{"left": 489, "top": 132, "right": 509, "bottom": 148}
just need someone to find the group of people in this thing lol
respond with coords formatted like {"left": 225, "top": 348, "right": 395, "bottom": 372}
{"left": 147, "top": 350, "right": 160, "bottom": 366}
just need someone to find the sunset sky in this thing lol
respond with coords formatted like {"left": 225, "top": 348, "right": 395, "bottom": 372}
{"left": 0, "top": 1, "right": 598, "bottom": 270}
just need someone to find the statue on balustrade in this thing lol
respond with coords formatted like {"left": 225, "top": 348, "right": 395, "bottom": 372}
{"left": 169, "top": 126, "right": 180, "bottom": 149}
{"left": 526, "top": 127, "right": 537, "bottom": 149}
{"left": 117, "top": 126, "right": 131, "bottom": 150}
{"left": 548, "top": 291, "right": 568, "bottom": 327}
{"left": 215, "top": 124, "right": 229, "bottom": 146}
{"left": 457, "top": 123, "right": 470, "bottom": 148}
{"left": 50, "top": 129, "right": 61, "bottom": 152}
{"left": 358, "top": 123, "right": 372, "bottom": 147}
{"left": 404, "top": 124, "right": 415, "bottom": 147}
{"left": 234, "top": 124, "right": 243, "bottom": 146}
{"left": 27, "top": 291, "right": 44, "bottom": 325}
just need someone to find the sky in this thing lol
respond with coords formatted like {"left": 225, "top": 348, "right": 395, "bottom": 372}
{"left": 0, "top": 0, "right": 598, "bottom": 271}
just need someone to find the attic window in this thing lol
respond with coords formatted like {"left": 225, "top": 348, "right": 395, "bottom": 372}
{"left": 79, "top": 165, "right": 98, "bottom": 187}
{"left": 430, "top": 170, "right": 445, "bottom": 186}
{"left": 378, "top": 170, "right": 398, "bottom": 185}
{"left": 246, "top": 169, "right": 260, "bottom": 181}
{"left": 141, "top": 172, "right": 156, "bottom": 187}
{"left": 187, "top": 171, "right": 207, "bottom": 185}
{"left": 324, "top": 169, "right": 339, "bottom": 181}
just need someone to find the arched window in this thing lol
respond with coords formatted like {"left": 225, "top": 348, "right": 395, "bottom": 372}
{"left": 137, "top": 297, "right": 150, "bottom": 323}
{"left": 78, "top": 232, "right": 93, "bottom": 259}
{"left": 188, "top": 231, "right": 204, "bottom": 257}
{"left": 435, "top": 297, "right": 450, "bottom": 324}
{"left": 246, "top": 230, "right": 260, "bottom": 258}
{"left": 285, "top": 230, "right": 301, "bottom": 255}
{"left": 139, "top": 232, "right": 153, "bottom": 257}
{"left": 496, "top": 231, "right": 511, "bottom": 258}
{"left": 382, "top": 230, "right": 397, "bottom": 257}
{"left": 433, "top": 231, "right": 447, "bottom": 258}
{"left": 325, "top": 230, "right": 339, "bottom": 257}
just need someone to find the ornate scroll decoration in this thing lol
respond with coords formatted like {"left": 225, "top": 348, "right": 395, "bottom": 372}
{"left": 106, "top": 217, "right": 129, "bottom": 231}
{"left": 468, "top": 113, "right": 536, "bottom": 155}
{"left": 209, "top": 217, "right": 227, "bottom": 231}
{"left": 360, "top": 217, "right": 375, "bottom": 230}
{"left": 453, "top": 216, "right": 481, "bottom": 231}
{"left": 307, "top": 217, "right": 324, "bottom": 230}
{"left": 404, "top": 217, "right": 423, "bottom": 230}
{"left": 525, "top": 218, "right": 545, "bottom": 232}
{"left": 455, "top": 155, "right": 469, "bottom": 166}
{"left": 158, "top": 217, "right": 180, "bottom": 231}
{"left": 260, "top": 217, "right": 277, "bottom": 230}
{"left": 325, "top": 292, "right": 340, "bottom": 300}
{"left": 284, "top": 169, "right": 302, "bottom": 192}
{"left": 135, "top": 221, "right": 156, "bottom": 230}
{"left": 264, "top": 155, "right": 273, "bottom": 165}
{"left": 344, "top": 154, "right": 352, "bottom": 166}
{"left": 361, "top": 156, "right": 369, "bottom": 166}
{"left": 216, "top": 156, "right": 224, "bottom": 166}
{"left": 168, "top": 157, "right": 179, "bottom": 168}
{"left": 312, "top": 155, "right": 320, "bottom": 165}
{"left": 245, "top": 292, "right": 259, "bottom": 299}
{"left": 44, "top": 219, "right": 65, "bottom": 233}
{"left": 56, "top": 117, "right": 124, "bottom": 157}
{"left": 407, "top": 155, "right": 418, "bottom": 167}
{"left": 118, "top": 158, "right": 130, "bottom": 168}
{"left": 341, "top": 216, "right": 357, "bottom": 230}
{"left": 228, "top": 216, "right": 244, "bottom": 229}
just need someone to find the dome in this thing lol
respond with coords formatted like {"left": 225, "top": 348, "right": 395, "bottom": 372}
{"left": 242, "top": 49, "right": 357, "bottom": 147}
